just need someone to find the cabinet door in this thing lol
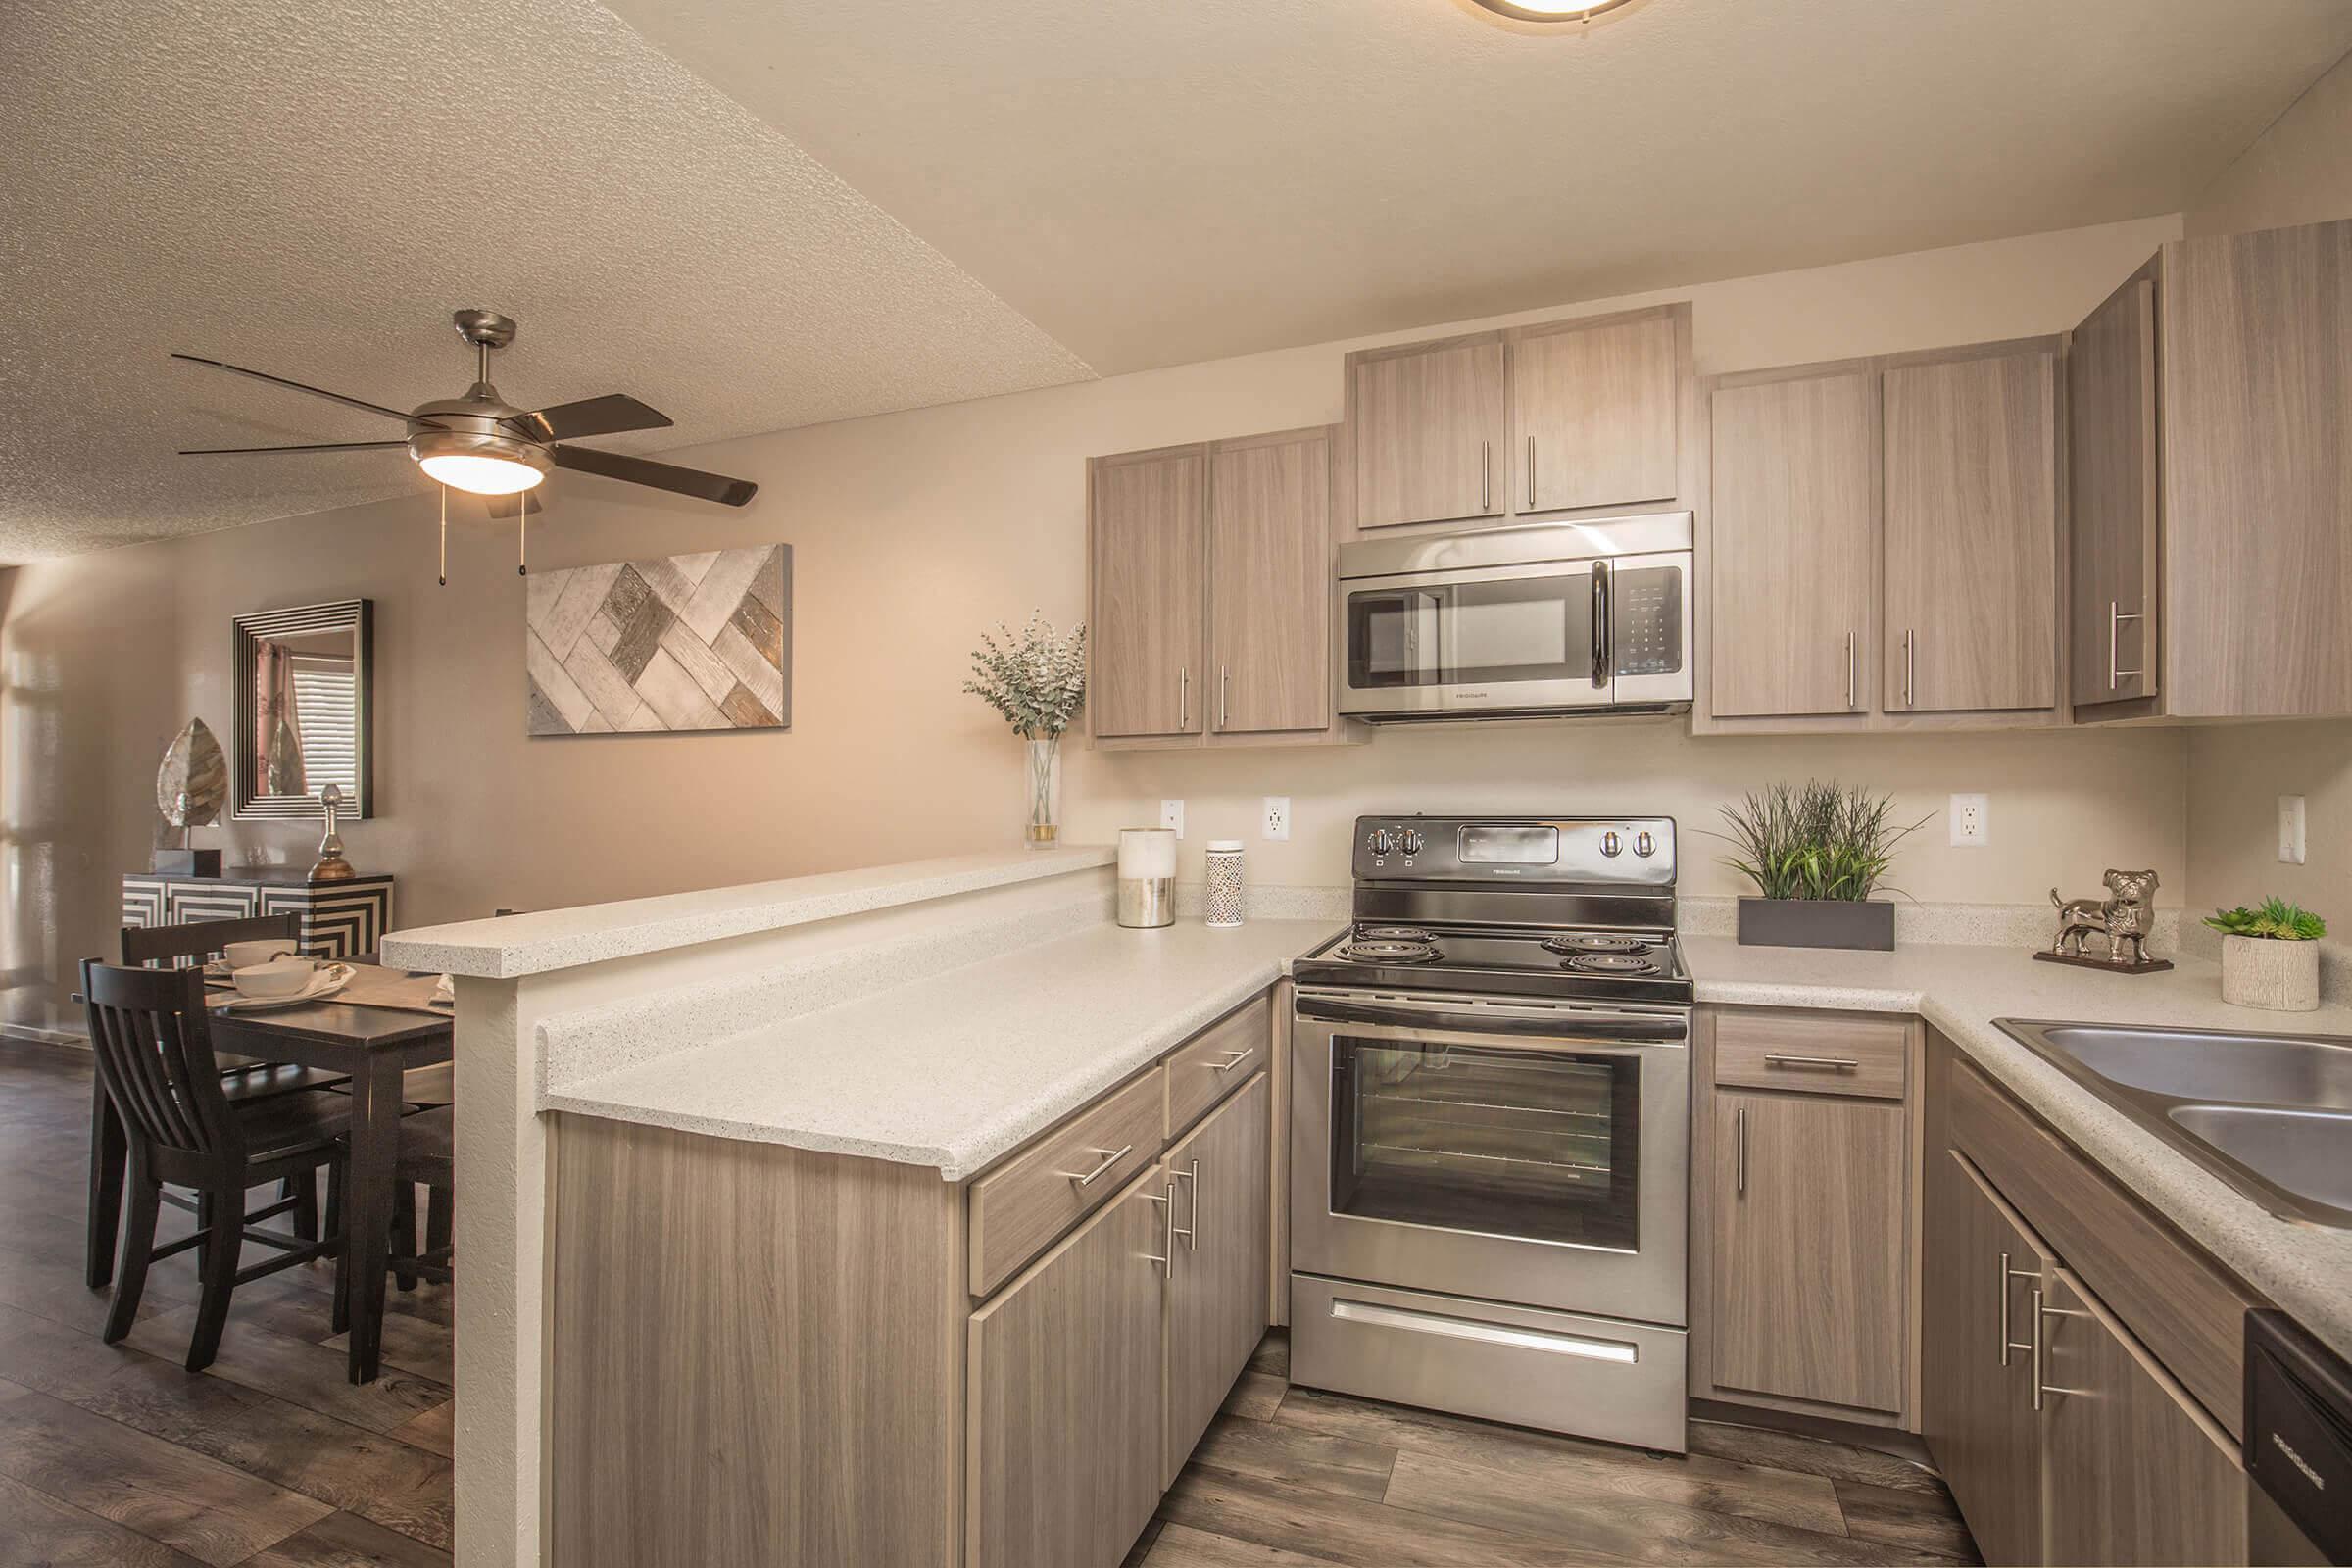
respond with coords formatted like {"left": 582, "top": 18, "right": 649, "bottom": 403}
{"left": 968, "top": 1168, "right": 1169, "bottom": 1568}
{"left": 2039, "top": 1268, "right": 2247, "bottom": 1567}
{"left": 1884, "top": 349, "right": 2059, "bottom": 713}
{"left": 1209, "top": 431, "right": 1331, "bottom": 735}
{"left": 2068, "top": 271, "right": 2160, "bottom": 709}
{"left": 1349, "top": 336, "right": 1506, "bottom": 529}
{"left": 1512, "top": 309, "right": 1680, "bottom": 514}
{"left": 1091, "top": 448, "right": 1206, "bottom": 738}
{"left": 1710, "top": 1091, "right": 1905, "bottom": 1414}
{"left": 1164, "top": 1073, "right": 1271, "bottom": 1486}
{"left": 1707, "top": 371, "right": 1877, "bottom": 717}
{"left": 1921, "top": 1149, "right": 2046, "bottom": 1568}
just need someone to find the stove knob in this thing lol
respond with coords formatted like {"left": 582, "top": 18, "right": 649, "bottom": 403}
{"left": 1635, "top": 830, "right": 1655, "bottom": 858}
{"left": 1366, "top": 827, "right": 1395, "bottom": 857}
{"left": 1398, "top": 829, "right": 1424, "bottom": 857}
{"left": 1600, "top": 830, "right": 1623, "bottom": 858}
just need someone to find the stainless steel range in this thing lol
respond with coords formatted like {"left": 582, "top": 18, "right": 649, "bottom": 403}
{"left": 1289, "top": 814, "right": 1690, "bottom": 1452}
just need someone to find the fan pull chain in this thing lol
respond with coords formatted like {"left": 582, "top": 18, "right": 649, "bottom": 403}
{"left": 517, "top": 489, "right": 528, "bottom": 576}
{"left": 437, "top": 484, "right": 448, "bottom": 587}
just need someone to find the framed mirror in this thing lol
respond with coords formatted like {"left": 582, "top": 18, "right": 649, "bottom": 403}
{"left": 231, "top": 599, "right": 372, "bottom": 820}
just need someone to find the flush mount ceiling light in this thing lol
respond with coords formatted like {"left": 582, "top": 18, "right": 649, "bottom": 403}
{"left": 1468, "top": 0, "right": 1642, "bottom": 22}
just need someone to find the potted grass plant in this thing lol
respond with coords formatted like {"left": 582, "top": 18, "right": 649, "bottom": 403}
{"left": 2207, "top": 898, "right": 2327, "bottom": 1011}
{"left": 1716, "top": 781, "right": 1929, "bottom": 951}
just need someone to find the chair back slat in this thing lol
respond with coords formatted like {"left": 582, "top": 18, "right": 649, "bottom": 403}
{"left": 122, "top": 911, "right": 302, "bottom": 970}
{"left": 79, "top": 960, "right": 238, "bottom": 1158}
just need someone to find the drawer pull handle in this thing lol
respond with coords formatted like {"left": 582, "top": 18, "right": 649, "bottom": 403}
{"left": 1207, "top": 1049, "right": 1251, "bottom": 1073}
{"left": 1762, "top": 1053, "right": 1859, "bottom": 1071}
{"left": 1060, "top": 1145, "right": 1132, "bottom": 1188}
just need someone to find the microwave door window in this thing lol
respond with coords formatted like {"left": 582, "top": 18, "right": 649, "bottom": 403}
{"left": 1349, "top": 588, "right": 1446, "bottom": 688}
{"left": 1451, "top": 575, "right": 1592, "bottom": 684}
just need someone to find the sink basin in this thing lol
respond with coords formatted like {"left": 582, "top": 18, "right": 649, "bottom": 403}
{"left": 2168, "top": 1105, "right": 2352, "bottom": 1217}
{"left": 1996, "top": 1018, "right": 2352, "bottom": 1228}
{"left": 2031, "top": 1024, "right": 2352, "bottom": 1110}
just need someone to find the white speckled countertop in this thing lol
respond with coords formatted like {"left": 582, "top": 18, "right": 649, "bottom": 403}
{"left": 381, "top": 846, "right": 1115, "bottom": 979}
{"left": 546, "top": 918, "right": 1340, "bottom": 1180}
{"left": 1687, "top": 936, "right": 2352, "bottom": 1359}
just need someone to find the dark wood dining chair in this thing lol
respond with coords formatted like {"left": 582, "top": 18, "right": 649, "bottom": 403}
{"left": 79, "top": 959, "right": 349, "bottom": 1371}
{"left": 333, "top": 1103, "right": 452, "bottom": 1337}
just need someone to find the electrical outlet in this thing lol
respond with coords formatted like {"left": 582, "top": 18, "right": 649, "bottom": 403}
{"left": 2279, "top": 794, "right": 2307, "bottom": 864}
{"left": 1262, "top": 797, "right": 1291, "bottom": 841}
{"left": 1949, "top": 793, "right": 1989, "bottom": 848}
{"left": 1159, "top": 799, "right": 1184, "bottom": 839}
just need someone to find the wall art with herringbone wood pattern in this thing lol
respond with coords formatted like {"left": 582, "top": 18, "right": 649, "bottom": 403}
{"left": 525, "top": 545, "right": 791, "bottom": 735}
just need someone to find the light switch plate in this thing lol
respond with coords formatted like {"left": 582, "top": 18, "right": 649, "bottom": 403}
{"left": 1159, "top": 799, "right": 1185, "bottom": 839}
{"left": 1262, "top": 797, "right": 1291, "bottom": 841}
{"left": 1949, "top": 794, "right": 1989, "bottom": 848}
{"left": 2279, "top": 794, "right": 2307, "bottom": 864}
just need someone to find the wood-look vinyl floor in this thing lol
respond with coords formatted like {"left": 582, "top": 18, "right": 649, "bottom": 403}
{"left": 4, "top": 1039, "right": 1978, "bottom": 1567}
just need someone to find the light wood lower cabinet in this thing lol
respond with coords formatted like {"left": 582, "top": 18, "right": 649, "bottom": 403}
{"left": 1709, "top": 1090, "right": 1907, "bottom": 1415}
{"left": 968, "top": 1166, "right": 1171, "bottom": 1568}
{"left": 1922, "top": 1149, "right": 2046, "bottom": 1568}
{"left": 1163, "top": 1074, "right": 1272, "bottom": 1487}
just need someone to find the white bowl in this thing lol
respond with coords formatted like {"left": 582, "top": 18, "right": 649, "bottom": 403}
{"left": 223, "top": 939, "right": 296, "bottom": 970}
{"left": 232, "top": 957, "right": 318, "bottom": 999}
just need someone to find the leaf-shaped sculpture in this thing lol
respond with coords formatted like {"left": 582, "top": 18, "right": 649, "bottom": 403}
{"left": 156, "top": 718, "right": 227, "bottom": 828}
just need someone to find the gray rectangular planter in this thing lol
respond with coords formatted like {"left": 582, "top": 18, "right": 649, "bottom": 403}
{"left": 1737, "top": 898, "right": 1895, "bottom": 952}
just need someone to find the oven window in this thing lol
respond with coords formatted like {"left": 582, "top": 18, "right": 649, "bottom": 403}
{"left": 1346, "top": 588, "right": 1443, "bottom": 688}
{"left": 1454, "top": 576, "right": 1593, "bottom": 683}
{"left": 1330, "top": 1037, "right": 1639, "bottom": 1250}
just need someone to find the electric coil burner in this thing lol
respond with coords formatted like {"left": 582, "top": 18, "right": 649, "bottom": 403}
{"left": 1288, "top": 814, "right": 1691, "bottom": 1454}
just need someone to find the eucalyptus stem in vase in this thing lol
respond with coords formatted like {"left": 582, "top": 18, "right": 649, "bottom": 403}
{"left": 963, "top": 613, "right": 1087, "bottom": 849}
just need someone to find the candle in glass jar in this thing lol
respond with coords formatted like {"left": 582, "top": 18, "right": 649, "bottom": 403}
{"left": 1116, "top": 827, "right": 1177, "bottom": 928}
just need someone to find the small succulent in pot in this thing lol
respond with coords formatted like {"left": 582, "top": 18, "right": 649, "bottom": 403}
{"left": 2206, "top": 898, "right": 2327, "bottom": 1013}
{"left": 1713, "top": 781, "right": 1930, "bottom": 951}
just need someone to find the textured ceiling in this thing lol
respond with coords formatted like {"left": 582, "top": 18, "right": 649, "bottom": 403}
{"left": 0, "top": 0, "right": 1091, "bottom": 563}
{"left": 606, "top": 0, "right": 2352, "bottom": 374}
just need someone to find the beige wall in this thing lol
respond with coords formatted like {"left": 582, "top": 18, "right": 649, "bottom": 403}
{"left": 2178, "top": 46, "right": 2352, "bottom": 921}
{"left": 3, "top": 214, "right": 2193, "bottom": 1024}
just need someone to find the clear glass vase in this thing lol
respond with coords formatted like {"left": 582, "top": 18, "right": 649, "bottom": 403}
{"left": 1023, "top": 734, "right": 1062, "bottom": 849}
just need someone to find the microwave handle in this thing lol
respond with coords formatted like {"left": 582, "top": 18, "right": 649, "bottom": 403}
{"left": 1591, "top": 560, "right": 1612, "bottom": 688}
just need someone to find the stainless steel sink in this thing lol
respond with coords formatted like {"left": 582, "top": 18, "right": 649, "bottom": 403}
{"left": 1996, "top": 1018, "right": 2352, "bottom": 1228}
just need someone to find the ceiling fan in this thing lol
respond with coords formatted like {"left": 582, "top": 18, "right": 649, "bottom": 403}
{"left": 172, "top": 308, "right": 759, "bottom": 517}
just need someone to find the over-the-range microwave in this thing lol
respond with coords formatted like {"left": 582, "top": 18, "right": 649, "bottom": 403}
{"left": 1335, "top": 513, "right": 1693, "bottom": 722}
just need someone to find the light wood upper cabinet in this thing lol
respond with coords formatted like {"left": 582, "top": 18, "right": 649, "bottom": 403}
{"left": 1922, "top": 1149, "right": 2047, "bottom": 1568}
{"left": 1088, "top": 447, "right": 1205, "bottom": 739}
{"left": 2039, "top": 1268, "right": 2248, "bottom": 1567}
{"left": 1348, "top": 334, "right": 1507, "bottom": 530}
{"left": 1884, "top": 345, "right": 2060, "bottom": 714}
{"left": 1709, "top": 1089, "right": 1907, "bottom": 1414}
{"left": 2067, "top": 267, "right": 2160, "bottom": 710}
{"left": 967, "top": 1167, "right": 1170, "bottom": 1568}
{"left": 1162, "top": 1073, "right": 1271, "bottom": 1487}
{"left": 1511, "top": 308, "right": 1680, "bottom": 514}
{"left": 1706, "top": 368, "right": 1878, "bottom": 717}
{"left": 1210, "top": 430, "right": 1331, "bottom": 735}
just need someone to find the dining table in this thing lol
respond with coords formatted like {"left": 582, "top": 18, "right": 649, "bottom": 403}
{"left": 81, "top": 959, "right": 454, "bottom": 1384}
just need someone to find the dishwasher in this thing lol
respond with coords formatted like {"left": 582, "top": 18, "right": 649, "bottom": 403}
{"left": 2246, "top": 1310, "right": 2351, "bottom": 1564}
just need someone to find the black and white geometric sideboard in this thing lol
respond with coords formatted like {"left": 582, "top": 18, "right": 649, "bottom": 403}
{"left": 120, "top": 869, "right": 396, "bottom": 961}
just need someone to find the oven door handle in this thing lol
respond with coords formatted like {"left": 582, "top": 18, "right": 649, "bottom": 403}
{"left": 1294, "top": 993, "right": 1688, "bottom": 1045}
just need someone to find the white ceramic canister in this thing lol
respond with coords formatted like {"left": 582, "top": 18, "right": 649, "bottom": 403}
{"left": 1204, "top": 840, "right": 1246, "bottom": 929}
{"left": 1116, "top": 827, "right": 1177, "bottom": 928}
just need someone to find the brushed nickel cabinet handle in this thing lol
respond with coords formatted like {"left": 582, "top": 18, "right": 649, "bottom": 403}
{"left": 1845, "top": 631, "right": 1856, "bottom": 711}
{"left": 1178, "top": 666, "right": 1189, "bottom": 731}
{"left": 1146, "top": 1182, "right": 1176, "bottom": 1276}
{"left": 1903, "top": 629, "right": 1915, "bottom": 708}
{"left": 1060, "top": 1145, "right": 1133, "bottom": 1188}
{"left": 2030, "top": 1287, "right": 2048, "bottom": 1409}
{"left": 1528, "top": 435, "right": 1537, "bottom": 509}
{"left": 2000, "top": 1251, "right": 2037, "bottom": 1367}
{"left": 1208, "top": 1048, "right": 1251, "bottom": 1073}
{"left": 1172, "top": 1157, "right": 1200, "bottom": 1251}
{"left": 1481, "top": 441, "right": 1491, "bottom": 512}
{"left": 2109, "top": 601, "right": 2144, "bottom": 691}
{"left": 1219, "top": 666, "right": 1229, "bottom": 731}
{"left": 1762, "top": 1053, "right": 1859, "bottom": 1071}
{"left": 1735, "top": 1104, "right": 1748, "bottom": 1197}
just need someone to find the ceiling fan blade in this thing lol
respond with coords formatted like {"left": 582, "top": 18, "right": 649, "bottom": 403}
{"left": 177, "top": 439, "right": 410, "bottom": 456}
{"left": 170, "top": 353, "right": 419, "bottom": 425}
{"left": 511, "top": 393, "right": 673, "bottom": 443}
{"left": 551, "top": 444, "right": 757, "bottom": 507}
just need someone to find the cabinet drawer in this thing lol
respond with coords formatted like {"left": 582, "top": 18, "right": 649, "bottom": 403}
{"left": 1714, "top": 1008, "right": 1908, "bottom": 1100}
{"left": 1167, "top": 996, "right": 1271, "bottom": 1136}
{"left": 969, "top": 1067, "right": 1165, "bottom": 1298}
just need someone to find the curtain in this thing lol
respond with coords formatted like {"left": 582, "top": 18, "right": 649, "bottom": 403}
{"left": 256, "top": 640, "right": 307, "bottom": 796}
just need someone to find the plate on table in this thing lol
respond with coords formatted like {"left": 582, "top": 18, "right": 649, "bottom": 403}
{"left": 214, "top": 962, "right": 356, "bottom": 1013}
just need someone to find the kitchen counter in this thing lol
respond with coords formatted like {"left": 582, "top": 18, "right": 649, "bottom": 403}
{"left": 546, "top": 917, "right": 1340, "bottom": 1180}
{"left": 1686, "top": 934, "right": 2352, "bottom": 1360}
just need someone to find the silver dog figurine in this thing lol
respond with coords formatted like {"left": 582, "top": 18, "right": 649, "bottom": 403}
{"left": 2050, "top": 869, "right": 2160, "bottom": 964}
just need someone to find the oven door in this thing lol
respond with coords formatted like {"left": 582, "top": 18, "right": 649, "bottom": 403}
{"left": 1337, "top": 560, "right": 1610, "bottom": 718}
{"left": 1291, "top": 989, "right": 1689, "bottom": 1327}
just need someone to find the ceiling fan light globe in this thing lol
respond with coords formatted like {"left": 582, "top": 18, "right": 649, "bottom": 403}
{"left": 418, "top": 452, "right": 547, "bottom": 495}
